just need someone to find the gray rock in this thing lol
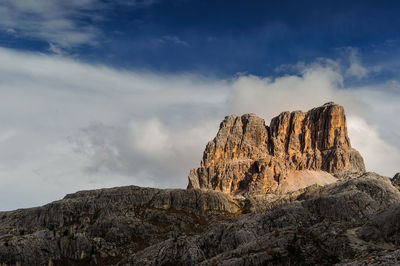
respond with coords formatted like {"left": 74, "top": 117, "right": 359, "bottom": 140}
{"left": 392, "top": 172, "right": 400, "bottom": 190}
{"left": 1, "top": 172, "right": 399, "bottom": 265}
{"left": 124, "top": 173, "right": 400, "bottom": 265}
{"left": 0, "top": 186, "right": 241, "bottom": 265}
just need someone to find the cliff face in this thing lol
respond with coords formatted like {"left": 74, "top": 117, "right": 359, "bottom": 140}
{"left": 188, "top": 102, "right": 365, "bottom": 195}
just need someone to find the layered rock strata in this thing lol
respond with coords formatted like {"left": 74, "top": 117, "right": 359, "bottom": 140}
{"left": 188, "top": 102, "right": 365, "bottom": 195}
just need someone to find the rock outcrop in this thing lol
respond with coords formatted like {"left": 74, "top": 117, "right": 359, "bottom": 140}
{"left": 0, "top": 186, "right": 241, "bottom": 265}
{"left": 188, "top": 102, "right": 365, "bottom": 195}
{"left": 392, "top": 172, "right": 400, "bottom": 190}
{"left": 2, "top": 173, "right": 400, "bottom": 265}
{"left": 128, "top": 173, "right": 400, "bottom": 266}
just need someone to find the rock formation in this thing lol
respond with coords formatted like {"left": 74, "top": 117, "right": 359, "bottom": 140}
{"left": 392, "top": 172, "right": 400, "bottom": 190}
{"left": 0, "top": 186, "right": 241, "bottom": 265}
{"left": 188, "top": 102, "right": 365, "bottom": 195}
{"left": 2, "top": 173, "right": 400, "bottom": 265}
{"left": 130, "top": 173, "right": 400, "bottom": 266}
{"left": 4, "top": 102, "right": 400, "bottom": 266}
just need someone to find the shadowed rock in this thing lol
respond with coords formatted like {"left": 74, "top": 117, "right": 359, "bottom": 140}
{"left": 392, "top": 172, "right": 400, "bottom": 190}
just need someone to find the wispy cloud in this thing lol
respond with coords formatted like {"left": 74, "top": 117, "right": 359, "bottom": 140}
{"left": 0, "top": 0, "right": 102, "bottom": 48}
{"left": 0, "top": 0, "right": 158, "bottom": 49}
{"left": 48, "top": 42, "right": 67, "bottom": 55}
{"left": 345, "top": 47, "right": 368, "bottom": 79}
{"left": 153, "top": 35, "right": 189, "bottom": 46}
{"left": 0, "top": 47, "right": 398, "bottom": 210}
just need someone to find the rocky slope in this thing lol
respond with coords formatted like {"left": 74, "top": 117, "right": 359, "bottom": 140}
{"left": 2, "top": 102, "right": 400, "bottom": 266}
{"left": 188, "top": 102, "right": 365, "bottom": 195}
{"left": 130, "top": 172, "right": 400, "bottom": 265}
{"left": 2, "top": 172, "right": 400, "bottom": 265}
{"left": 0, "top": 187, "right": 241, "bottom": 265}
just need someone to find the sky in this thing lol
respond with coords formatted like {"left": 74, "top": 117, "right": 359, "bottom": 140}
{"left": 0, "top": 0, "right": 399, "bottom": 210}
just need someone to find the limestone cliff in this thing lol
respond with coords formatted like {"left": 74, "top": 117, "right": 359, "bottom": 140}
{"left": 188, "top": 102, "right": 365, "bottom": 195}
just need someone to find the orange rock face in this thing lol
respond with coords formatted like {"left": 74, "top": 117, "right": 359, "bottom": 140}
{"left": 188, "top": 102, "right": 365, "bottom": 195}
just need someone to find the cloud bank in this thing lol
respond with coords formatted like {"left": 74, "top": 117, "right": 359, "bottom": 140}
{"left": 0, "top": 47, "right": 398, "bottom": 210}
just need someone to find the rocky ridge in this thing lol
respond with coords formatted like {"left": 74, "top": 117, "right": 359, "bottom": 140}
{"left": 130, "top": 173, "right": 400, "bottom": 265}
{"left": 188, "top": 102, "right": 365, "bottom": 195}
{"left": 0, "top": 187, "right": 241, "bottom": 265}
{"left": 2, "top": 172, "right": 400, "bottom": 265}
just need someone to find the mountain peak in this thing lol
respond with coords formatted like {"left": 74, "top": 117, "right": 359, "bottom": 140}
{"left": 188, "top": 102, "right": 365, "bottom": 195}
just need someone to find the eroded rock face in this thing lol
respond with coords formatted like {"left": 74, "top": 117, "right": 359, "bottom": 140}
{"left": 188, "top": 102, "right": 365, "bottom": 195}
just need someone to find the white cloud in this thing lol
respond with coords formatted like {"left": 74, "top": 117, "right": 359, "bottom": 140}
{"left": 349, "top": 82, "right": 400, "bottom": 152}
{"left": 229, "top": 61, "right": 351, "bottom": 121}
{"left": 228, "top": 61, "right": 399, "bottom": 177}
{"left": 0, "top": 0, "right": 157, "bottom": 48}
{"left": 348, "top": 116, "right": 400, "bottom": 176}
{"left": 0, "top": 0, "right": 101, "bottom": 48}
{"left": 0, "top": 47, "right": 398, "bottom": 211}
{"left": 0, "top": 47, "right": 228, "bottom": 210}
{"left": 129, "top": 119, "right": 172, "bottom": 157}
{"left": 345, "top": 47, "right": 368, "bottom": 79}
{"left": 48, "top": 43, "right": 66, "bottom": 55}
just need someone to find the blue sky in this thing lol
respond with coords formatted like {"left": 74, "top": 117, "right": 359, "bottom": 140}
{"left": 1, "top": 0, "right": 400, "bottom": 78}
{"left": 0, "top": 0, "right": 399, "bottom": 210}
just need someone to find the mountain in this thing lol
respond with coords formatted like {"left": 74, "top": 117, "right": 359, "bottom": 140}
{"left": 188, "top": 102, "right": 365, "bottom": 195}
{"left": 1, "top": 102, "right": 400, "bottom": 265}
